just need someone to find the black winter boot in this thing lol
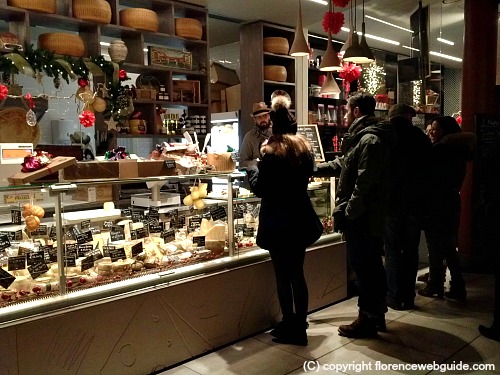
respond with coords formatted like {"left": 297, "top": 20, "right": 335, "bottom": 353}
{"left": 338, "top": 312, "right": 379, "bottom": 338}
{"left": 272, "top": 317, "right": 308, "bottom": 346}
{"left": 444, "top": 281, "right": 467, "bottom": 303}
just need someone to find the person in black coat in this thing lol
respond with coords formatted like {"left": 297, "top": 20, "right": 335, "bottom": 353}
{"left": 246, "top": 90, "right": 323, "bottom": 346}
{"left": 384, "top": 104, "right": 432, "bottom": 310}
{"left": 418, "top": 116, "right": 475, "bottom": 302}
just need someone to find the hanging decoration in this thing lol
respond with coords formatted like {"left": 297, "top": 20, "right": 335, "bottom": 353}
{"left": 25, "top": 93, "right": 37, "bottom": 127}
{"left": 79, "top": 110, "right": 96, "bottom": 128}
{"left": 0, "top": 46, "right": 131, "bottom": 128}
{"left": 322, "top": 0, "right": 345, "bottom": 35}
{"left": 339, "top": 62, "right": 361, "bottom": 94}
{"left": 360, "top": 62, "right": 385, "bottom": 95}
{"left": 0, "top": 84, "right": 8, "bottom": 100}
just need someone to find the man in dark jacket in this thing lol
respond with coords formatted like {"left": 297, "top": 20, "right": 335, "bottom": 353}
{"left": 239, "top": 102, "right": 272, "bottom": 169}
{"left": 316, "top": 92, "right": 398, "bottom": 338}
{"left": 384, "top": 104, "right": 432, "bottom": 311}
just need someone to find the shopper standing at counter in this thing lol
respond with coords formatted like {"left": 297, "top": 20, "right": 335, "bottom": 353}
{"left": 384, "top": 104, "right": 432, "bottom": 311}
{"left": 318, "top": 92, "right": 397, "bottom": 338}
{"left": 418, "top": 116, "right": 475, "bottom": 302}
{"left": 239, "top": 102, "right": 273, "bottom": 169}
{"left": 246, "top": 91, "right": 323, "bottom": 346}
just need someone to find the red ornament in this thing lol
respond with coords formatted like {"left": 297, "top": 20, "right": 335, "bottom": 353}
{"left": 322, "top": 11, "right": 344, "bottom": 35}
{"left": 79, "top": 110, "right": 96, "bottom": 128}
{"left": 78, "top": 78, "right": 89, "bottom": 87}
{"left": 25, "top": 92, "right": 35, "bottom": 109}
{"left": 119, "top": 69, "right": 127, "bottom": 80}
{"left": 456, "top": 115, "right": 462, "bottom": 125}
{"left": 0, "top": 84, "right": 8, "bottom": 100}
{"left": 332, "top": 0, "right": 350, "bottom": 7}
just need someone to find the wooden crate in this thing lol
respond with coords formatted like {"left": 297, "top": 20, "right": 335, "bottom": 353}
{"left": 172, "top": 80, "right": 200, "bottom": 104}
{"left": 73, "top": 185, "right": 113, "bottom": 203}
{"left": 135, "top": 88, "right": 156, "bottom": 100}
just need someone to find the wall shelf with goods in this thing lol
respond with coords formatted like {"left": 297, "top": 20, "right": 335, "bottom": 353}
{"left": 240, "top": 21, "right": 296, "bottom": 138}
{"left": 0, "top": 0, "right": 210, "bottom": 155}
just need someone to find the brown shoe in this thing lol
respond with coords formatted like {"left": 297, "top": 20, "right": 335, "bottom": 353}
{"left": 338, "top": 313, "right": 379, "bottom": 338}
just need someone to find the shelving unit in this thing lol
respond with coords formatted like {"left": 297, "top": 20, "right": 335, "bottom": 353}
{"left": 0, "top": 0, "right": 210, "bottom": 153}
{"left": 240, "top": 21, "right": 296, "bottom": 139}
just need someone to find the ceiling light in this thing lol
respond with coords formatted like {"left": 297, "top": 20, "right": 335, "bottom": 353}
{"left": 429, "top": 51, "right": 462, "bottom": 62}
{"left": 289, "top": 0, "right": 310, "bottom": 56}
{"left": 309, "top": 0, "right": 328, "bottom": 4}
{"left": 320, "top": 0, "right": 342, "bottom": 70}
{"left": 402, "top": 45, "right": 420, "bottom": 51}
{"left": 365, "top": 15, "right": 413, "bottom": 33}
{"left": 320, "top": 72, "right": 341, "bottom": 95}
{"left": 341, "top": 27, "right": 400, "bottom": 46}
{"left": 437, "top": 37, "right": 454, "bottom": 45}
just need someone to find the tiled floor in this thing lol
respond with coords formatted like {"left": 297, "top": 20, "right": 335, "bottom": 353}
{"left": 158, "top": 271, "right": 500, "bottom": 375}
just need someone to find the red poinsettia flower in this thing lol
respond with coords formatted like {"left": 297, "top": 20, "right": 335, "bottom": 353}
{"left": 79, "top": 110, "right": 96, "bottom": 128}
{"left": 332, "top": 0, "right": 351, "bottom": 7}
{"left": 119, "top": 69, "right": 127, "bottom": 80}
{"left": 322, "top": 11, "right": 345, "bottom": 35}
{"left": 0, "top": 84, "right": 8, "bottom": 100}
{"left": 78, "top": 78, "right": 89, "bottom": 87}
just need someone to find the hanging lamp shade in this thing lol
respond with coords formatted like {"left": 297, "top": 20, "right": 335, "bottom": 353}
{"left": 289, "top": 0, "right": 310, "bottom": 56}
{"left": 340, "top": 27, "right": 354, "bottom": 56}
{"left": 342, "top": 31, "right": 367, "bottom": 63}
{"left": 358, "top": 22, "right": 375, "bottom": 63}
{"left": 320, "top": 72, "right": 341, "bottom": 95}
{"left": 320, "top": 32, "right": 341, "bottom": 71}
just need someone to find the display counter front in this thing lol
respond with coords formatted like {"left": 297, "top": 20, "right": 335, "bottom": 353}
{"left": 0, "top": 173, "right": 346, "bottom": 374}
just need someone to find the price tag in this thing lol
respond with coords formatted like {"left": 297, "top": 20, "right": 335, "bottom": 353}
{"left": 39, "top": 245, "right": 52, "bottom": 263}
{"left": 10, "top": 208, "right": 21, "bottom": 225}
{"left": 0, "top": 268, "right": 16, "bottom": 289}
{"left": 26, "top": 251, "right": 44, "bottom": 266}
{"left": 148, "top": 222, "right": 163, "bottom": 233}
{"left": 164, "top": 159, "right": 176, "bottom": 169}
{"left": 47, "top": 247, "right": 58, "bottom": 263}
{"left": 102, "top": 245, "right": 115, "bottom": 258}
{"left": 192, "top": 235, "right": 205, "bottom": 247}
{"left": 28, "top": 261, "right": 49, "bottom": 280}
{"left": 103, "top": 221, "right": 114, "bottom": 230}
{"left": 81, "top": 255, "right": 94, "bottom": 272}
{"left": 109, "top": 247, "right": 127, "bottom": 262}
{"left": 136, "top": 227, "right": 148, "bottom": 239}
{"left": 110, "top": 229, "right": 125, "bottom": 242}
{"left": 235, "top": 223, "right": 246, "bottom": 233}
{"left": 80, "top": 220, "right": 91, "bottom": 230}
{"left": 12, "top": 230, "right": 22, "bottom": 241}
{"left": 49, "top": 225, "right": 57, "bottom": 240}
{"left": 176, "top": 214, "right": 186, "bottom": 229}
{"left": 31, "top": 225, "right": 48, "bottom": 237}
{"left": 8, "top": 255, "right": 26, "bottom": 271}
{"left": 64, "top": 255, "right": 76, "bottom": 267}
{"left": 210, "top": 206, "right": 227, "bottom": 221}
{"left": 130, "top": 229, "right": 137, "bottom": 240}
{"left": 243, "top": 227, "right": 255, "bottom": 237}
{"left": 188, "top": 216, "right": 202, "bottom": 231}
{"left": 69, "top": 225, "right": 82, "bottom": 241}
{"left": 235, "top": 206, "right": 244, "bottom": 219}
{"left": 0, "top": 234, "right": 10, "bottom": 251}
{"left": 87, "top": 248, "right": 103, "bottom": 262}
{"left": 121, "top": 208, "right": 131, "bottom": 217}
{"left": 65, "top": 243, "right": 78, "bottom": 258}
{"left": 161, "top": 228, "right": 175, "bottom": 243}
{"left": 90, "top": 227, "right": 101, "bottom": 235}
{"left": 78, "top": 244, "right": 93, "bottom": 257}
{"left": 131, "top": 242, "right": 143, "bottom": 257}
{"left": 80, "top": 230, "right": 93, "bottom": 243}
{"left": 131, "top": 212, "right": 142, "bottom": 223}
{"left": 149, "top": 206, "right": 160, "bottom": 220}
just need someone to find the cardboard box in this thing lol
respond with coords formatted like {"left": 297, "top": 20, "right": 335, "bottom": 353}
{"left": 61, "top": 160, "right": 138, "bottom": 180}
{"left": 137, "top": 160, "right": 177, "bottom": 177}
{"left": 8, "top": 156, "right": 77, "bottom": 185}
{"left": 225, "top": 84, "right": 241, "bottom": 111}
{"left": 210, "top": 62, "right": 240, "bottom": 86}
{"left": 172, "top": 80, "right": 201, "bottom": 103}
{"left": 73, "top": 185, "right": 113, "bottom": 203}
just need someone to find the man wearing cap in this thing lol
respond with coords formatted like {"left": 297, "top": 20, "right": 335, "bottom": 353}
{"left": 239, "top": 102, "right": 272, "bottom": 170}
{"left": 384, "top": 103, "right": 432, "bottom": 311}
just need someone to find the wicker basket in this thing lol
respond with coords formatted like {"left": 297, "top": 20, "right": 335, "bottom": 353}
{"left": 175, "top": 18, "right": 203, "bottom": 40}
{"left": 263, "top": 37, "right": 289, "bottom": 55}
{"left": 264, "top": 65, "right": 287, "bottom": 82}
{"left": 7, "top": 0, "right": 55, "bottom": 13}
{"left": 120, "top": 8, "right": 158, "bottom": 32}
{"left": 73, "top": 0, "right": 111, "bottom": 24}
{"left": 38, "top": 33, "right": 86, "bottom": 57}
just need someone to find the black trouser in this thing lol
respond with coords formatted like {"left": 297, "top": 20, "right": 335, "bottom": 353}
{"left": 269, "top": 247, "right": 308, "bottom": 322}
{"left": 384, "top": 213, "right": 421, "bottom": 305}
{"left": 344, "top": 216, "right": 387, "bottom": 317}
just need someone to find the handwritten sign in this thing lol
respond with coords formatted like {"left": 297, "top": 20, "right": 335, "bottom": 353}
{"left": 297, "top": 124, "right": 325, "bottom": 162}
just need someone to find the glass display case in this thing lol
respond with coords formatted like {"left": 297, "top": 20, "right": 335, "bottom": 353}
{"left": 0, "top": 172, "right": 338, "bottom": 325}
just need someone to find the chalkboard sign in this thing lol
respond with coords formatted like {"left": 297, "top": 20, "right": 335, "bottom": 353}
{"left": 0, "top": 267, "right": 16, "bottom": 289}
{"left": 297, "top": 125, "right": 325, "bottom": 162}
{"left": 0, "top": 234, "right": 10, "bottom": 251}
{"left": 131, "top": 242, "right": 143, "bottom": 257}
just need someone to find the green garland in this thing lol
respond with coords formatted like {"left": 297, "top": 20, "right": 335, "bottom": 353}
{"left": 0, "top": 47, "right": 130, "bottom": 120}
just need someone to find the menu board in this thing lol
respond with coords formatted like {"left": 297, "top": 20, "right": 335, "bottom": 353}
{"left": 297, "top": 125, "right": 325, "bottom": 162}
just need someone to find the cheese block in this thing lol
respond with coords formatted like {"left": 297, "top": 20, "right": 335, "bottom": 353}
{"left": 205, "top": 223, "right": 226, "bottom": 241}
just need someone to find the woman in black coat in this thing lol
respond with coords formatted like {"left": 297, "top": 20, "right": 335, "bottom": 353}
{"left": 247, "top": 91, "right": 323, "bottom": 346}
{"left": 419, "top": 116, "right": 475, "bottom": 302}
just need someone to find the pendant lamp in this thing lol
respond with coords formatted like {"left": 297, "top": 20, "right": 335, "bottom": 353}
{"left": 358, "top": 0, "right": 374, "bottom": 63}
{"left": 339, "top": 0, "right": 354, "bottom": 56}
{"left": 289, "top": 0, "right": 310, "bottom": 56}
{"left": 320, "top": 72, "right": 341, "bottom": 95}
{"left": 343, "top": 0, "right": 373, "bottom": 64}
{"left": 319, "top": 0, "right": 341, "bottom": 71}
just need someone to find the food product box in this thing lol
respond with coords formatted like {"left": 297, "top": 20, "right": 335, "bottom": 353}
{"left": 8, "top": 156, "right": 77, "bottom": 185}
{"left": 73, "top": 185, "right": 114, "bottom": 203}
{"left": 137, "top": 160, "right": 176, "bottom": 177}
{"left": 225, "top": 84, "right": 241, "bottom": 111}
{"left": 61, "top": 160, "right": 138, "bottom": 180}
